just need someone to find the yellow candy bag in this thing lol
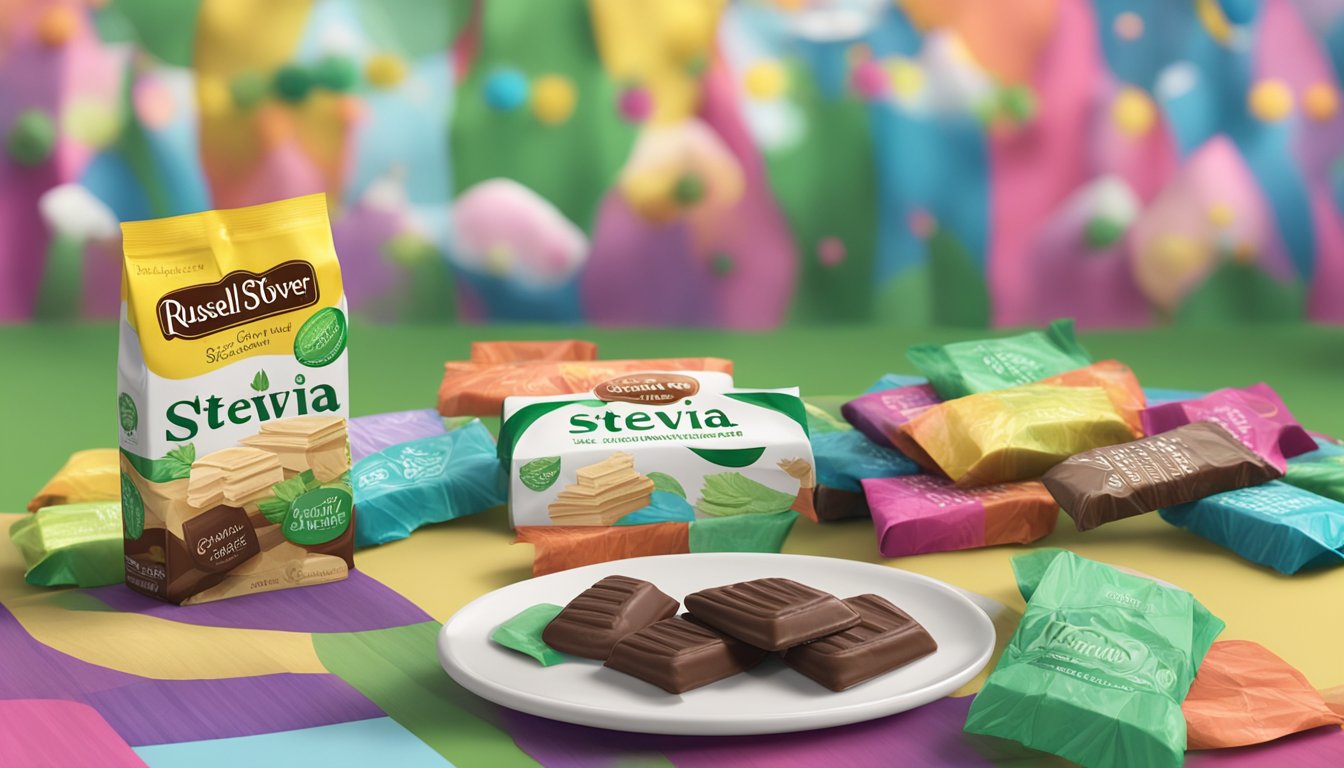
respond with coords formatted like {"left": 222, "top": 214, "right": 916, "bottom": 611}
{"left": 28, "top": 449, "right": 120, "bottom": 512}
{"left": 901, "top": 385, "right": 1134, "bottom": 487}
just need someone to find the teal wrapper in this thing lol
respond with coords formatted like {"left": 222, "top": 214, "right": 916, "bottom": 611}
{"left": 352, "top": 420, "right": 507, "bottom": 547}
{"left": 10, "top": 501, "right": 124, "bottom": 588}
{"left": 906, "top": 318, "right": 1092, "bottom": 399}
{"left": 812, "top": 430, "right": 919, "bottom": 493}
{"left": 689, "top": 510, "right": 797, "bottom": 553}
{"left": 965, "top": 549, "right": 1223, "bottom": 768}
{"left": 1159, "top": 481, "right": 1344, "bottom": 574}
{"left": 615, "top": 492, "right": 697, "bottom": 525}
{"left": 490, "top": 603, "right": 567, "bottom": 666}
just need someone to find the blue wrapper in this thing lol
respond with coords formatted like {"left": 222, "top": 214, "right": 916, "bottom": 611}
{"left": 352, "top": 420, "right": 507, "bottom": 547}
{"left": 812, "top": 430, "right": 920, "bottom": 493}
{"left": 1159, "top": 481, "right": 1344, "bottom": 574}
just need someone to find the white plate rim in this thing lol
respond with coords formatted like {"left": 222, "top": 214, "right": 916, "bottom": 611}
{"left": 437, "top": 552, "right": 995, "bottom": 735}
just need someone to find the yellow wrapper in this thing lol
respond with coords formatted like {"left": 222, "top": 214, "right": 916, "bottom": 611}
{"left": 28, "top": 449, "right": 120, "bottom": 512}
{"left": 902, "top": 385, "right": 1134, "bottom": 487}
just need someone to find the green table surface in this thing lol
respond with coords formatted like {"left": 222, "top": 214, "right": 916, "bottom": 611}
{"left": 3, "top": 322, "right": 1344, "bottom": 514}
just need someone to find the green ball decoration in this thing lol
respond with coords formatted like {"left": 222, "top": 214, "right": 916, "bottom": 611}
{"left": 1083, "top": 217, "right": 1126, "bottom": 249}
{"left": 711, "top": 252, "right": 734, "bottom": 277}
{"left": 273, "top": 64, "right": 315, "bottom": 103}
{"left": 1000, "top": 85, "right": 1037, "bottom": 123}
{"left": 230, "top": 72, "right": 269, "bottom": 109}
{"left": 673, "top": 173, "right": 706, "bottom": 206}
{"left": 6, "top": 110, "right": 56, "bottom": 166}
{"left": 313, "top": 56, "right": 360, "bottom": 92}
{"left": 383, "top": 233, "right": 438, "bottom": 267}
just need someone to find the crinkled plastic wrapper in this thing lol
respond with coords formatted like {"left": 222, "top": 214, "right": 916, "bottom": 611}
{"left": 863, "top": 475, "right": 1057, "bottom": 557}
{"left": 907, "top": 319, "right": 1092, "bottom": 400}
{"left": 807, "top": 430, "right": 919, "bottom": 522}
{"left": 349, "top": 409, "right": 447, "bottom": 464}
{"left": 28, "top": 449, "right": 119, "bottom": 512}
{"left": 1041, "top": 360, "right": 1146, "bottom": 436}
{"left": 965, "top": 549, "right": 1224, "bottom": 768}
{"left": 439, "top": 357, "right": 735, "bottom": 416}
{"left": 469, "top": 340, "right": 598, "bottom": 364}
{"left": 352, "top": 421, "right": 507, "bottom": 547}
{"left": 10, "top": 501, "right": 124, "bottom": 588}
{"left": 1141, "top": 383, "right": 1315, "bottom": 472}
{"left": 516, "top": 510, "right": 797, "bottom": 576}
{"left": 1159, "top": 481, "right": 1344, "bottom": 574}
{"left": 902, "top": 385, "right": 1135, "bottom": 487}
{"left": 1184, "top": 640, "right": 1344, "bottom": 749}
{"left": 1285, "top": 453, "right": 1344, "bottom": 503}
{"left": 841, "top": 383, "right": 941, "bottom": 450}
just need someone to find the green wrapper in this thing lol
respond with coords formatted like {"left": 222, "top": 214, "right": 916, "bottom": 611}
{"left": 906, "top": 318, "right": 1092, "bottom": 399}
{"left": 490, "top": 603, "right": 567, "bottom": 666}
{"left": 964, "top": 549, "right": 1223, "bottom": 768}
{"left": 1284, "top": 454, "right": 1344, "bottom": 503}
{"left": 10, "top": 501, "right": 124, "bottom": 588}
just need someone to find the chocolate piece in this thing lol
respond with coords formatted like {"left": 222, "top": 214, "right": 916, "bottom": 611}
{"left": 684, "top": 578, "right": 861, "bottom": 651}
{"left": 1043, "top": 421, "right": 1282, "bottom": 532}
{"left": 179, "top": 504, "right": 262, "bottom": 573}
{"left": 782, "top": 594, "right": 938, "bottom": 691}
{"left": 605, "top": 615, "right": 768, "bottom": 693}
{"left": 542, "top": 575, "right": 679, "bottom": 659}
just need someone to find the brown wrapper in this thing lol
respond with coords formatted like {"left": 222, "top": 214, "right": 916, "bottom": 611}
{"left": 1042, "top": 421, "right": 1282, "bottom": 531}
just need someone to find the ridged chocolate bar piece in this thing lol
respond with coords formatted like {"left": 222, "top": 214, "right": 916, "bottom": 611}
{"left": 542, "top": 575, "right": 678, "bottom": 660}
{"left": 684, "top": 578, "right": 861, "bottom": 651}
{"left": 782, "top": 594, "right": 937, "bottom": 691}
{"left": 605, "top": 615, "right": 769, "bottom": 693}
{"left": 1042, "top": 421, "right": 1282, "bottom": 532}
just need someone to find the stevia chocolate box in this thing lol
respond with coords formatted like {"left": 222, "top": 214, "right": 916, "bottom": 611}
{"left": 499, "top": 371, "right": 815, "bottom": 527}
{"left": 117, "top": 195, "right": 355, "bottom": 604}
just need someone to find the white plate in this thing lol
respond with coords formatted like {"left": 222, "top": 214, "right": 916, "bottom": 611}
{"left": 437, "top": 553, "right": 995, "bottom": 735}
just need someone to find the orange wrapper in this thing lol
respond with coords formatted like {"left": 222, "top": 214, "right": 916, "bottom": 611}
{"left": 1183, "top": 640, "right": 1344, "bottom": 749}
{"left": 438, "top": 357, "right": 734, "bottom": 416}
{"left": 28, "top": 449, "right": 120, "bottom": 512}
{"left": 469, "top": 340, "right": 598, "bottom": 363}
{"left": 516, "top": 523, "right": 691, "bottom": 576}
{"left": 1040, "top": 359, "right": 1146, "bottom": 437}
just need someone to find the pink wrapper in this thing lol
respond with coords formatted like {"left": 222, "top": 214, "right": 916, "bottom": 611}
{"left": 863, "top": 474, "right": 1058, "bottom": 557}
{"left": 840, "top": 384, "right": 941, "bottom": 449}
{"left": 1140, "top": 383, "right": 1315, "bottom": 473}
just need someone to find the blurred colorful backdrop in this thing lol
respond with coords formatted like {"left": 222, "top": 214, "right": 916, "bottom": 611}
{"left": 3, "top": 0, "right": 1343, "bottom": 328}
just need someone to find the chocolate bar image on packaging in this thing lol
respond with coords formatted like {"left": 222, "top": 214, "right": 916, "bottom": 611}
{"left": 542, "top": 575, "right": 679, "bottom": 659}
{"left": 781, "top": 594, "right": 938, "bottom": 691}
{"left": 605, "top": 615, "right": 768, "bottom": 693}
{"left": 1043, "top": 421, "right": 1282, "bottom": 532}
{"left": 684, "top": 578, "right": 860, "bottom": 652}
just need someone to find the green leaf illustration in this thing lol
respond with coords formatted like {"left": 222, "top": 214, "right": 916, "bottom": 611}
{"left": 251, "top": 370, "right": 270, "bottom": 392}
{"left": 258, "top": 470, "right": 318, "bottom": 525}
{"left": 647, "top": 472, "right": 686, "bottom": 499}
{"left": 122, "top": 444, "right": 196, "bottom": 483}
{"left": 519, "top": 457, "right": 561, "bottom": 492}
{"left": 696, "top": 472, "right": 797, "bottom": 517}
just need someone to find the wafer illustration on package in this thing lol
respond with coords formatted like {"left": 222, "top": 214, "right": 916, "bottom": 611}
{"left": 547, "top": 453, "right": 655, "bottom": 525}
{"left": 118, "top": 194, "right": 354, "bottom": 604}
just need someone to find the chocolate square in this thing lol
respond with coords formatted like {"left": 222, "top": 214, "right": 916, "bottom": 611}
{"left": 604, "top": 615, "right": 768, "bottom": 693}
{"left": 542, "top": 575, "right": 679, "bottom": 660}
{"left": 684, "top": 578, "right": 861, "bottom": 651}
{"left": 781, "top": 594, "right": 937, "bottom": 691}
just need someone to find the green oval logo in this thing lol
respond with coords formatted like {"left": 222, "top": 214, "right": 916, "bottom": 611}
{"left": 119, "top": 392, "right": 138, "bottom": 434}
{"left": 283, "top": 486, "right": 352, "bottom": 545}
{"left": 121, "top": 475, "right": 144, "bottom": 540}
{"left": 294, "top": 307, "right": 347, "bottom": 368}
{"left": 519, "top": 456, "right": 561, "bottom": 491}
